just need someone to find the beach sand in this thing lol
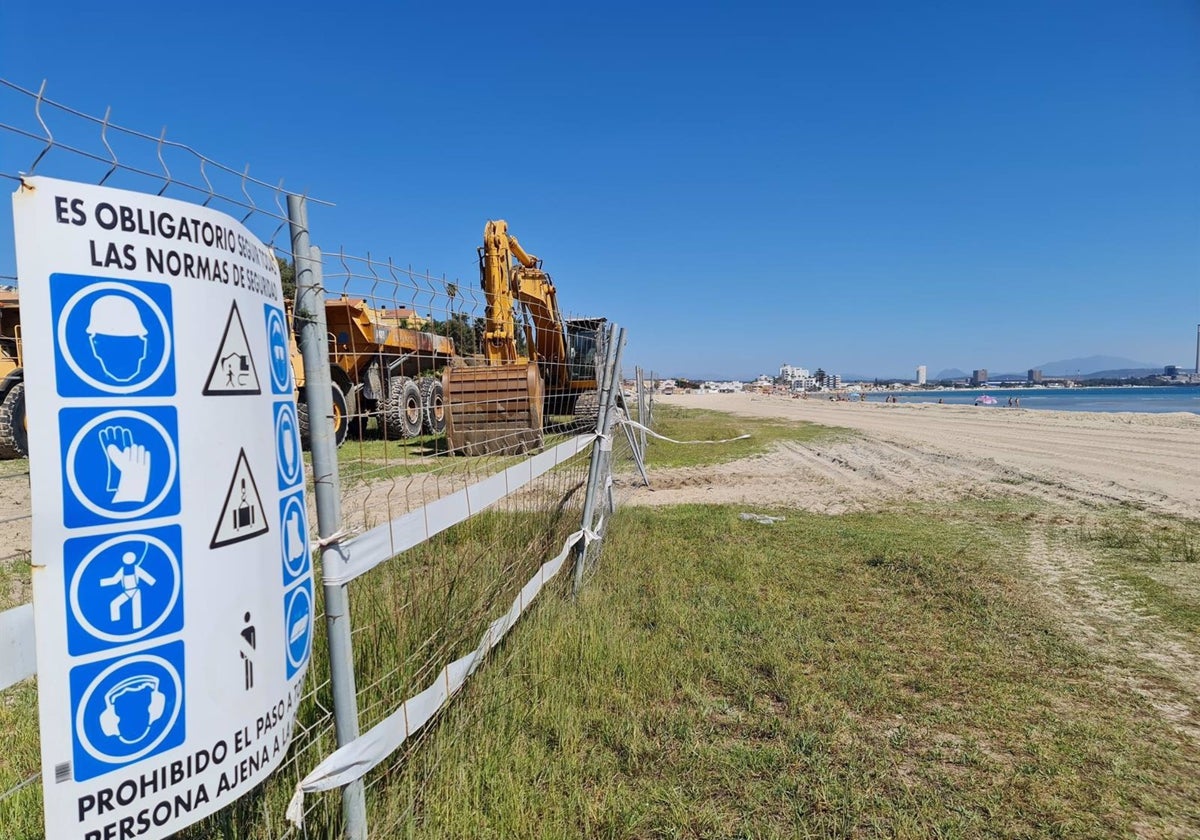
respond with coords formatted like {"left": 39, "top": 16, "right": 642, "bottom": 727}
{"left": 627, "top": 393, "right": 1200, "bottom": 519}
{"left": 628, "top": 393, "right": 1200, "bottom": 750}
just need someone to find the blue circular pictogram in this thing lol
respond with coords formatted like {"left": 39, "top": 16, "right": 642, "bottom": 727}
{"left": 56, "top": 281, "right": 172, "bottom": 394}
{"left": 64, "top": 409, "right": 178, "bottom": 522}
{"left": 68, "top": 533, "right": 181, "bottom": 646}
{"left": 280, "top": 494, "right": 309, "bottom": 581}
{"left": 284, "top": 583, "right": 312, "bottom": 673}
{"left": 265, "top": 307, "right": 292, "bottom": 393}
{"left": 73, "top": 651, "right": 183, "bottom": 765}
{"left": 275, "top": 402, "right": 302, "bottom": 488}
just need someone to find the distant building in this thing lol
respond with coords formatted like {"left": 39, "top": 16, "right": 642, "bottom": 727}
{"left": 1165, "top": 365, "right": 1179, "bottom": 377}
{"left": 971, "top": 369, "right": 988, "bottom": 386}
{"left": 916, "top": 365, "right": 927, "bottom": 386}
{"left": 779, "top": 363, "right": 809, "bottom": 381}
{"left": 1028, "top": 369, "right": 1042, "bottom": 384}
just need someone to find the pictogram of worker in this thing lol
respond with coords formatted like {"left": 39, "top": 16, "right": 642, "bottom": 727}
{"left": 86, "top": 294, "right": 148, "bottom": 383}
{"left": 98, "top": 548, "right": 156, "bottom": 630}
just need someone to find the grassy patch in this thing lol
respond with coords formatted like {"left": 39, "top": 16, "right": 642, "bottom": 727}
{"left": 1081, "top": 513, "right": 1200, "bottom": 635}
{"left": 644, "top": 404, "right": 847, "bottom": 469}
{"left": 371, "top": 503, "right": 1198, "bottom": 838}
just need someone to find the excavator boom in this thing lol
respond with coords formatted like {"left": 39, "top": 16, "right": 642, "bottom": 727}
{"left": 444, "top": 220, "right": 600, "bottom": 455}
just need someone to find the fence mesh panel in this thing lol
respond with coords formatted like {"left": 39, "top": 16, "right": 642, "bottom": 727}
{"left": 0, "top": 78, "right": 647, "bottom": 839}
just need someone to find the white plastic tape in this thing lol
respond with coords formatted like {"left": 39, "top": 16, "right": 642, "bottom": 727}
{"left": 0, "top": 603, "right": 36, "bottom": 690}
{"left": 614, "top": 412, "right": 750, "bottom": 445}
{"left": 286, "top": 521, "right": 602, "bottom": 826}
{"left": 325, "top": 434, "right": 592, "bottom": 586}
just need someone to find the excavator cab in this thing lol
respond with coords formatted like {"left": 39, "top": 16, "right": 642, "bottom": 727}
{"left": 565, "top": 318, "right": 604, "bottom": 382}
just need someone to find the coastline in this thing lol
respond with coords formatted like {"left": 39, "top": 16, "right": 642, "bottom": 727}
{"left": 644, "top": 392, "right": 1200, "bottom": 518}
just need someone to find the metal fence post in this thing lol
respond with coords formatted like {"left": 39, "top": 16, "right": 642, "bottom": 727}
{"left": 603, "top": 328, "right": 628, "bottom": 512}
{"left": 636, "top": 366, "right": 647, "bottom": 454}
{"left": 287, "top": 195, "right": 368, "bottom": 840}
{"left": 573, "top": 324, "right": 628, "bottom": 592}
{"left": 573, "top": 324, "right": 620, "bottom": 595}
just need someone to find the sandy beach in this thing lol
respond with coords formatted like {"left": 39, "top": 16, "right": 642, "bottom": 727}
{"left": 629, "top": 393, "right": 1200, "bottom": 518}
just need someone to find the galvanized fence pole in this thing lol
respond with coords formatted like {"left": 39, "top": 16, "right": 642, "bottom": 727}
{"left": 602, "top": 328, "right": 629, "bottom": 513}
{"left": 287, "top": 196, "right": 368, "bottom": 840}
{"left": 573, "top": 324, "right": 620, "bottom": 595}
{"left": 636, "top": 366, "right": 647, "bottom": 454}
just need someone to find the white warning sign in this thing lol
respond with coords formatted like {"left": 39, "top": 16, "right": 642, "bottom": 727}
{"left": 203, "top": 301, "right": 261, "bottom": 395}
{"left": 13, "top": 176, "right": 314, "bottom": 840}
{"left": 211, "top": 449, "right": 269, "bottom": 548}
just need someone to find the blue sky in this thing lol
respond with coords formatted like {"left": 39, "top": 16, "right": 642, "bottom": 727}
{"left": 2, "top": 0, "right": 1197, "bottom": 379}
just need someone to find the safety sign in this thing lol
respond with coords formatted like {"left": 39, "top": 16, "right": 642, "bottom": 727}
{"left": 52, "top": 274, "right": 175, "bottom": 398}
{"left": 274, "top": 400, "right": 303, "bottom": 489}
{"left": 15, "top": 176, "right": 314, "bottom": 840}
{"left": 70, "top": 641, "right": 186, "bottom": 782}
{"left": 65, "top": 525, "right": 183, "bottom": 656}
{"left": 60, "top": 406, "right": 180, "bottom": 527}
{"left": 265, "top": 304, "right": 292, "bottom": 395}
{"left": 203, "top": 301, "right": 261, "bottom": 395}
{"left": 283, "top": 578, "right": 313, "bottom": 680}
{"left": 211, "top": 448, "right": 269, "bottom": 548}
{"left": 279, "top": 491, "right": 310, "bottom": 584}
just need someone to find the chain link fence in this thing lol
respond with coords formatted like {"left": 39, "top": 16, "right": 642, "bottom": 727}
{"left": 0, "top": 78, "right": 650, "bottom": 839}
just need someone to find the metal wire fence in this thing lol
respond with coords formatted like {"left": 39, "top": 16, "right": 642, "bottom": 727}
{"left": 0, "top": 78, "right": 650, "bottom": 840}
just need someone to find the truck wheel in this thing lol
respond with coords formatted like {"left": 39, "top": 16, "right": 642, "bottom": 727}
{"left": 384, "top": 376, "right": 423, "bottom": 439}
{"left": 0, "top": 381, "right": 27, "bottom": 459}
{"left": 419, "top": 378, "right": 446, "bottom": 435}
{"left": 298, "top": 385, "right": 350, "bottom": 449}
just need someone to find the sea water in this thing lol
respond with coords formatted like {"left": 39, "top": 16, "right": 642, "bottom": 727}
{"left": 871, "top": 385, "right": 1200, "bottom": 414}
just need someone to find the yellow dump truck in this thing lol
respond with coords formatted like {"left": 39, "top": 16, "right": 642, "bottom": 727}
{"left": 321, "top": 297, "right": 457, "bottom": 440}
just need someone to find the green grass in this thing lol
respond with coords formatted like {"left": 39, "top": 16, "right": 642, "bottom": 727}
{"left": 4, "top": 472, "right": 1198, "bottom": 837}
{"left": 331, "top": 425, "right": 586, "bottom": 485}
{"left": 644, "top": 404, "right": 846, "bottom": 469}
{"left": 1080, "top": 513, "right": 1200, "bottom": 635}
{"left": 363, "top": 503, "right": 1199, "bottom": 838}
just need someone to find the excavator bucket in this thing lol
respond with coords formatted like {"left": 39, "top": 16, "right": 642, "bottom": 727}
{"left": 443, "top": 363, "right": 544, "bottom": 456}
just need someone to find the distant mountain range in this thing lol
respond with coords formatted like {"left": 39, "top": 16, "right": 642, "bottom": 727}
{"left": 691, "top": 356, "right": 1168, "bottom": 383}
{"left": 925, "top": 356, "right": 1161, "bottom": 382}
{"left": 1033, "top": 355, "right": 1158, "bottom": 376}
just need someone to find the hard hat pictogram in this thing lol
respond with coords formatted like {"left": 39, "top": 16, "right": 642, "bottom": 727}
{"left": 86, "top": 295, "right": 149, "bottom": 337}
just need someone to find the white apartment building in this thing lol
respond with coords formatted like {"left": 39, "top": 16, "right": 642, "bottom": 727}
{"left": 780, "top": 363, "right": 809, "bottom": 382}
{"left": 916, "top": 365, "right": 927, "bottom": 385}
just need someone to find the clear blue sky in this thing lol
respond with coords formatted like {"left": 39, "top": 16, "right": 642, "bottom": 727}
{"left": 2, "top": 0, "right": 1197, "bottom": 379}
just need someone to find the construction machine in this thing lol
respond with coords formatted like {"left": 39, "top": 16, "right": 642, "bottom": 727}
{"left": 443, "top": 220, "right": 604, "bottom": 456}
{"left": 322, "top": 297, "right": 456, "bottom": 440}
{"left": 0, "top": 290, "right": 26, "bottom": 458}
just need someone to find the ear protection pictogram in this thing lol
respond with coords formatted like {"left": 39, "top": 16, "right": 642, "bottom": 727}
{"left": 99, "top": 675, "right": 165, "bottom": 740}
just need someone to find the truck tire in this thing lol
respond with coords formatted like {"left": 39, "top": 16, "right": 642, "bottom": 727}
{"left": 419, "top": 378, "right": 446, "bottom": 435}
{"left": 384, "top": 376, "right": 423, "bottom": 439}
{"left": 298, "top": 385, "right": 350, "bottom": 449}
{"left": 0, "top": 381, "right": 27, "bottom": 459}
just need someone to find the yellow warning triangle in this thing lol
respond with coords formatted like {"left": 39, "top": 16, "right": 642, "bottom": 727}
{"left": 211, "top": 448, "right": 269, "bottom": 548}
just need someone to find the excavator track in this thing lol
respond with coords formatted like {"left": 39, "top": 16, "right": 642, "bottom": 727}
{"left": 444, "top": 363, "right": 544, "bottom": 456}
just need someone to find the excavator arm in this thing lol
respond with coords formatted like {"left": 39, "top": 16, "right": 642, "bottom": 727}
{"left": 444, "top": 220, "right": 600, "bottom": 455}
{"left": 478, "top": 219, "right": 572, "bottom": 390}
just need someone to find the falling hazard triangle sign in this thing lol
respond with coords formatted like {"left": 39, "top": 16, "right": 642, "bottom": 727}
{"left": 211, "top": 448, "right": 269, "bottom": 548}
{"left": 204, "top": 301, "right": 261, "bottom": 395}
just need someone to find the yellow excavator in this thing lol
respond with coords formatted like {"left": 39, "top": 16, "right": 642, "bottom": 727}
{"left": 443, "top": 220, "right": 604, "bottom": 455}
